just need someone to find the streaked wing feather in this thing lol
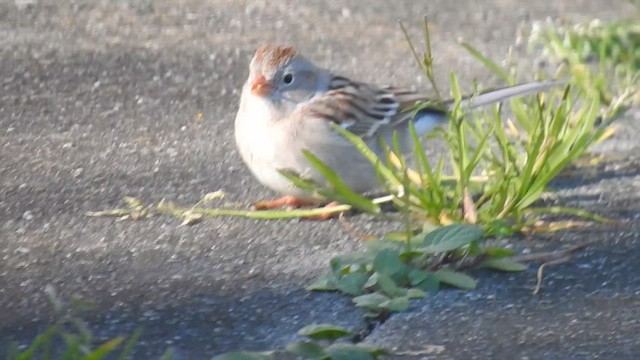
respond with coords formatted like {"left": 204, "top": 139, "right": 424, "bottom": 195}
{"left": 306, "top": 77, "right": 432, "bottom": 138}
{"left": 305, "top": 76, "right": 559, "bottom": 139}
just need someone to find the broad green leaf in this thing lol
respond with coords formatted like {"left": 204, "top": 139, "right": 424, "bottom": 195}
{"left": 298, "top": 324, "right": 352, "bottom": 341}
{"left": 374, "top": 273, "right": 407, "bottom": 297}
{"left": 212, "top": 352, "right": 272, "bottom": 360}
{"left": 285, "top": 341, "right": 327, "bottom": 359}
{"left": 380, "top": 296, "right": 410, "bottom": 312}
{"left": 351, "top": 343, "right": 390, "bottom": 357}
{"left": 408, "top": 269, "right": 440, "bottom": 291}
{"left": 435, "top": 268, "right": 476, "bottom": 290}
{"left": 481, "top": 258, "right": 528, "bottom": 272}
{"left": 353, "top": 293, "right": 389, "bottom": 311}
{"left": 335, "top": 272, "right": 369, "bottom": 296}
{"left": 406, "top": 288, "right": 427, "bottom": 299}
{"left": 372, "top": 249, "right": 407, "bottom": 277}
{"left": 416, "top": 276, "right": 440, "bottom": 292}
{"left": 421, "top": 224, "right": 484, "bottom": 253}
{"left": 330, "top": 253, "right": 373, "bottom": 274}
{"left": 408, "top": 269, "right": 430, "bottom": 286}
{"left": 325, "top": 343, "right": 375, "bottom": 360}
{"left": 364, "top": 272, "right": 379, "bottom": 289}
{"left": 307, "top": 275, "right": 338, "bottom": 291}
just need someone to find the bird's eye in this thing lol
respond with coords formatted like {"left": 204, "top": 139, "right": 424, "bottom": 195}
{"left": 282, "top": 73, "right": 294, "bottom": 84}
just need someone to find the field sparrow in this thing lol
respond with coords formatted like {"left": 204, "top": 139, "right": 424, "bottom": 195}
{"left": 235, "top": 44, "right": 555, "bottom": 209}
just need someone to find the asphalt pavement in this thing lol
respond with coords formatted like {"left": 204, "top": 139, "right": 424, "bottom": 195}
{"left": 1, "top": 0, "right": 639, "bottom": 359}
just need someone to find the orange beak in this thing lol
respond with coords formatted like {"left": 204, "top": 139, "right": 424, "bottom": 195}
{"left": 250, "top": 74, "right": 272, "bottom": 97}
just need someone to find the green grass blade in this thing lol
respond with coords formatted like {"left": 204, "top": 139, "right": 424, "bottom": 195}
{"left": 116, "top": 329, "right": 142, "bottom": 360}
{"left": 301, "top": 149, "right": 380, "bottom": 213}
{"left": 15, "top": 326, "right": 57, "bottom": 360}
{"left": 83, "top": 337, "right": 125, "bottom": 360}
{"left": 332, "top": 124, "right": 401, "bottom": 187}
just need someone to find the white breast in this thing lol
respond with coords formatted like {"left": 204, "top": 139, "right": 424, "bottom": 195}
{"left": 234, "top": 91, "right": 312, "bottom": 198}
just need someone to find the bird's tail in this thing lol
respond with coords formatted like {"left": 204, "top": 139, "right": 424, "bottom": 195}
{"left": 455, "top": 81, "right": 562, "bottom": 110}
{"left": 411, "top": 81, "right": 560, "bottom": 136}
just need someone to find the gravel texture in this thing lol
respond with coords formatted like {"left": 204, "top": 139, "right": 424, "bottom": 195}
{"left": 1, "top": 0, "right": 638, "bottom": 358}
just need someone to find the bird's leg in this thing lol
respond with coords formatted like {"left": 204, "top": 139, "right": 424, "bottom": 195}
{"left": 254, "top": 195, "right": 316, "bottom": 210}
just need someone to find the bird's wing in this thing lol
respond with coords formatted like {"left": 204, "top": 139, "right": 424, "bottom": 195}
{"left": 303, "top": 76, "right": 559, "bottom": 139}
{"left": 302, "top": 75, "right": 446, "bottom": 138}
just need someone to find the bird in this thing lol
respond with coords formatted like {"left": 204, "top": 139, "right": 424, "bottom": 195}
{"left": 234, "top": 44, "right": 556, "bottom": 210}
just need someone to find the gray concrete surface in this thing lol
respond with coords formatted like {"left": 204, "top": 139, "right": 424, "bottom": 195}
{"left": 1, "top": 0, "right": 638, "bottom": 358}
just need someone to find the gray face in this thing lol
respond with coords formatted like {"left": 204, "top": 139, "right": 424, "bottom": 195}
{"left": 250, "top": 56, "right": 323, "bottom": 105}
